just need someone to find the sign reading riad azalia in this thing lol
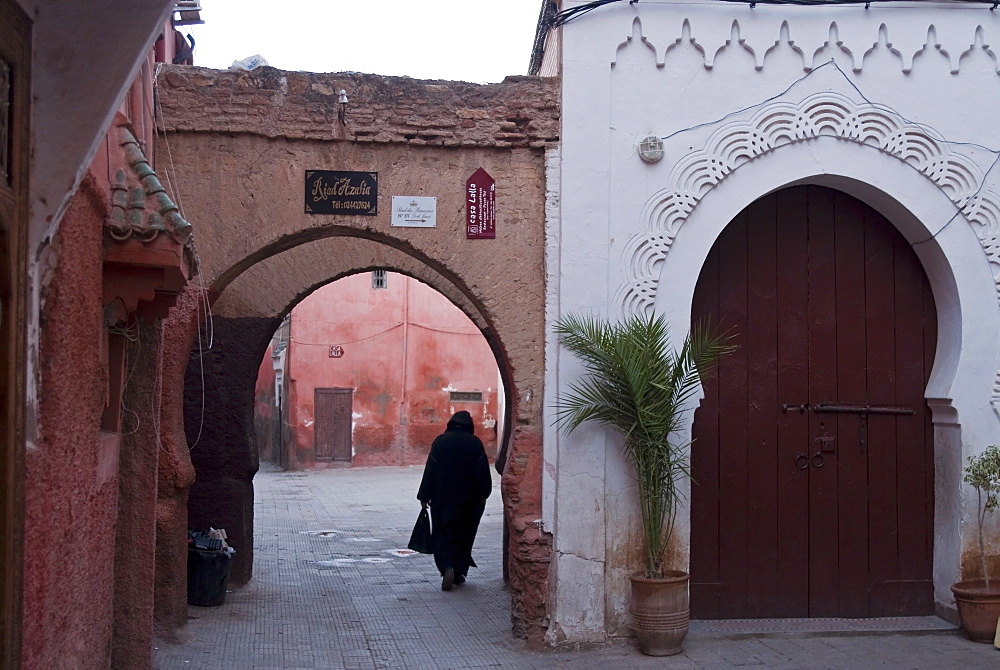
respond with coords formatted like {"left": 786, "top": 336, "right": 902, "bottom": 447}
{"left": 305, "top": 170, "right": 378, "bottom": 215}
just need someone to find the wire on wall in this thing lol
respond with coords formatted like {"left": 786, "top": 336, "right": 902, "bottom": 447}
{"left": 640, "top": 56, "right": 1000, "bottom": 246}
{"left": 551, "top": 0, "right": 1000, "bottom": 28}
{"left": 115, "top": 319, "right": 143, "bottom": 437}
{"left": 153, "top": 63, "right": 212, "bottom": 451}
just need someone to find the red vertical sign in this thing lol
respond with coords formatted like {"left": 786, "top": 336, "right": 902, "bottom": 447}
{"left": 466, "top": 168, "right": 495, "bottom": 239}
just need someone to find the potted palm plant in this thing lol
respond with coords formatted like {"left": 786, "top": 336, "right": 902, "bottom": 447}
{"left": 951, "top": 444, "right": 1000, "bottom": 642}
{"left": 555, "top": 312, "right": 732, "bottom": 656}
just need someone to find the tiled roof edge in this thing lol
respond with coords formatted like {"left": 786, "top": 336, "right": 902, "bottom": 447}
{"left": 106, "top": 125, "right": 194, "bottom": 247}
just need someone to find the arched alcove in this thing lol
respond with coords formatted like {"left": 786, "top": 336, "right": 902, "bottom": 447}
{"left": 689, "top": 184, "right": 938, "bottom": 619}
{"left": 651, "top": 138, "right": 999, "bottom": 614}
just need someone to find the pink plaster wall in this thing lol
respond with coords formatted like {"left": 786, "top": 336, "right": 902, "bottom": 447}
{"left": 257, "top": 272, "right": 500, "bottom": 468}
{"left": 21, "top": 17, "right": 195, "bottom": 665}
{"left": 23, "top": 175, "right": 118, "bottom": 668}
{"left": 254, "top": 342, "right": 278, "bottom": 464}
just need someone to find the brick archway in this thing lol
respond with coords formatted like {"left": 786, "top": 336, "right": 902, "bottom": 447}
{"left": 183, "top": 234, "right": 524, "bottom": 584}
{"left": 153, "top": 66, "right": 557, "bottom": 639}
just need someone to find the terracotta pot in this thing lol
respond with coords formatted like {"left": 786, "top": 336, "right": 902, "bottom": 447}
{"left": 629, "top": 570, "right": 690, "bottom": 656}
{"left": 951, "top": 579, "right": 1000, "bottom": 643}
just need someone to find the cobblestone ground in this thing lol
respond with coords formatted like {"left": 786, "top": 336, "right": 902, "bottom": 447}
{"left": 154, "top": 464, "right": 999, "bottom": 669}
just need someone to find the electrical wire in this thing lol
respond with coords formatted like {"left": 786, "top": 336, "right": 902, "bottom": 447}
{"left": 291, "top": 319, "right": 488, "bottom": 348}
{"left": 710, "top": 0, "right": 996, "bottom": 5}
{"left": 914, "top": 151, "right": 1000, "bottom": 244}
{"left": 118, "top": 320, "right": 143, "bottom": 437}
{"left": 636, "top": 55, "right": 1000, "bottom": 246}
{"left": 552, "top": 0, "right": 1000, "bottom": 28}
{"left": 659, "top": 57, "right": 1000, "bottom": 153}
{"left": 554, "top": 0, "right": 637, "bottom": 28}
{"left": 153, "top": 63, "right": 213, "bottom": 451}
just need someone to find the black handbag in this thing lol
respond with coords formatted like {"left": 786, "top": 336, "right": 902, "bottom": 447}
{"left": 407, "top": 508, "right": 433, "bottom": 554}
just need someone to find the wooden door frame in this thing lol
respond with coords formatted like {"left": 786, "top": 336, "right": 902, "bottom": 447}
{"left": 0, "top": 1, "right": 30, "bottom": 666}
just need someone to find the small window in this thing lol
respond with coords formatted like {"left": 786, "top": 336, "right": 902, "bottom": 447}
{"left": 450, "top": 391, "right": 483, "bottom": 403}
{"left": 372, "top": 270, "right": 387, "bottom": 290}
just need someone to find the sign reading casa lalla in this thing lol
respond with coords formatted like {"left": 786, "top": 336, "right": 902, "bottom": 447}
{"left": 466, "top": 168, "right": 495, "bottom": 239}
{"left": 391, "top": 196, "right": 437, "bottom": 228}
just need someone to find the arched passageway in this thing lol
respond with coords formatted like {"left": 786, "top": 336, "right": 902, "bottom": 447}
{"left": 153, "top": 65, "right": 558, "bottom": 639}
{"left": 181, "top": 234, "right": 522, "bottom": 582}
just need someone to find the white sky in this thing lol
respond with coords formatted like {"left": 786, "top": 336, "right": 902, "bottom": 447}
{"left": 184, "top": 0, "right": 543, "bottom": 84}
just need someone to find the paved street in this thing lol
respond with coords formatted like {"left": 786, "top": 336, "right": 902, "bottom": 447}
{"left": 154, "top": 464, "right": 998, "bottom": 669}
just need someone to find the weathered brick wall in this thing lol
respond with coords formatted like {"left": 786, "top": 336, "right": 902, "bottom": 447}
{"left": 157, "top": 66, "right": 559, "bottom": 148}
{"left": 155, "top": 65, "right": 558, "bottom": 641}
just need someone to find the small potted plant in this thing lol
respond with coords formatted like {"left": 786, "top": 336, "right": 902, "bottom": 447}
{"left": 951, "top": 444, "right": 1000, "bottom": 642}
{"left": 555, "top": 312, "right": 731, "bottom": 656}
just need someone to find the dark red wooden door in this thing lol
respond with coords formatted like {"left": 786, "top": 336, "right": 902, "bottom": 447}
{"left": 315, "top": 388, "right": 353, "bottom": 462}
{"left": 690, "top": 186, "right": 936, "bottom": 619}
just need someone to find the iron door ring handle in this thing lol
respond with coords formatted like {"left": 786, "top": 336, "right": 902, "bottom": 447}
{"left": 795, "top": 453, "right": 809, "bottom": 470}
{"left": 811, "top": 452, "right": 825, "bottom": 469}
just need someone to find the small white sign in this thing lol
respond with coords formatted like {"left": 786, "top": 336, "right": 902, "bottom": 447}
{"left": 391, "top": 196, "right": 437, "bottom": 228}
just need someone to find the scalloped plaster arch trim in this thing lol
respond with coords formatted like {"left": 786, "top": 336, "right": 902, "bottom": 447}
{"left": 614, "top": 90, "right": 1000, "bottom": 401}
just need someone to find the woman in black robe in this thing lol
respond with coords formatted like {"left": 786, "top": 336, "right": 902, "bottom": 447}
{"left": 417, "top": 410, "right": 493, "bottom": 591}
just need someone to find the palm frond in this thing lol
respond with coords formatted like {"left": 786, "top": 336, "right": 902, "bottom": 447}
{"left": 554, "top": 312, "right": 734, "bottom": 575}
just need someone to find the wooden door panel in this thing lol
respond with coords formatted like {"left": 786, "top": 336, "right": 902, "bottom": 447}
{"left": 691, "top": 185, "right": 936, "bottom": 619}
{"left": 690, "top": 242, "right": 722, "bottom": 618}
{"left": 315, "top": 388, "right": 352, "bottom": 463}
{"left": 832, "top": 193, "right": 869, "bottom": 618}
{"left": 773, "top": 186, "right": 810, "bottom": 619}
{"left": 864, "top": 206, "right": 902, "bottom": 616}
{"left": 745, "top": 195, "right": 780, "bottom": 617}
{"left": 716, "top": 209, "right": 750, "bottom": 615}
{"left": 331, "top": 391, "right": 352, "bottom": 462}
{"left": 806, "top": 187, "right": 840, "bottom": 617}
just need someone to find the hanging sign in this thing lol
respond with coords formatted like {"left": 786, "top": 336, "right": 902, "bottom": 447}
{"left": 391, "top": 196, "right": 437, "bottom": 228}
{"left": 466, "top": 168, "right": 495, "bottom": 239}
{"left": 305, "top": 170, "right": 378, "bottom": 215}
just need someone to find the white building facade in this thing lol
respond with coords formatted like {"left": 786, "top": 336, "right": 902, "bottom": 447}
{"left": 542, "top": 0, "right": 1000, "bottom": 643}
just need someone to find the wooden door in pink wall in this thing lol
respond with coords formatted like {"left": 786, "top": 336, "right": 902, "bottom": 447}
{"left": 315, "top": 388, "right": 353, "bottom": 462}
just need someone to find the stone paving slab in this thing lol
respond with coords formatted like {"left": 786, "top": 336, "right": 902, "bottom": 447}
{"left": 690, "top": 616, "right": 956, "bottom": 637}
{"left": 155, "top": 464, "right": 999, "bottom": 669}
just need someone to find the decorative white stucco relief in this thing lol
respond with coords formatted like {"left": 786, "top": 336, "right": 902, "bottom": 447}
{"left": 611, "top": 15, "right": 1000, "bottom": 75}
{"left": 615, "top": 90, "right": 1000, "bottom": 320}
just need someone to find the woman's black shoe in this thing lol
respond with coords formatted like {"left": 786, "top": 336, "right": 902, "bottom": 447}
{"left": 442, "top": 567, "right": 455, "bottom": 591}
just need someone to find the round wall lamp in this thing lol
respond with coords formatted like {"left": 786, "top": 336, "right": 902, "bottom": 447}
{"left": 638, "top": 135, "right": 664, "bottom": 163}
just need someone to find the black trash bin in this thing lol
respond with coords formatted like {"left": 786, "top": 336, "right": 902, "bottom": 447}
{"left": 187, "top": 548, "right": 232, "bottom": 606}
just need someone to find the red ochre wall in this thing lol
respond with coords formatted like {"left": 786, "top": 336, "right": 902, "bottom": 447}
{"left": 256, "top": 272, "right": 500, "bottom": 468}
{"left": 21, "top": 30, "right": 191, "bottom": 667}
{"left": 23, "top": 176, "right": 117, "bottom": 669}
{"left": 255, "top": 343, "right": 278, "bottom": 465}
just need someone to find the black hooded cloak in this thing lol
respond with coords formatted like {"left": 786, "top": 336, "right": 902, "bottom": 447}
{"left": 416, "top": 410, "right": 493, "bottom": 578}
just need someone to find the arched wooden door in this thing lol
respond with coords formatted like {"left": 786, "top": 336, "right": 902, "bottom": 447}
{"left": 690, "top": 185, "right": 936, "bottom": 619}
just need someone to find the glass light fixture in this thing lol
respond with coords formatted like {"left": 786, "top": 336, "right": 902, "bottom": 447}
{"left": 638, "top": 135, "right": 664, "bottom": 164}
